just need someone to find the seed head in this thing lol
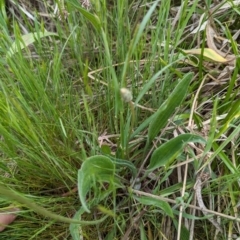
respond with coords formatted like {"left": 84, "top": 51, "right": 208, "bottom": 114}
{"left": 120, "top": 88, "right": 133, "bottom": 103}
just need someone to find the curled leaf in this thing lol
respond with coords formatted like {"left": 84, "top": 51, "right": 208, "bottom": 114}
{"left": 78, "top": 155, "right": 118, "bottom": 213}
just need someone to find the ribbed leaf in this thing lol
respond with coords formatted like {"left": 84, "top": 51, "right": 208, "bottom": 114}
{"left": 78, "top": 155, "right": 115, "bottom": 213}
{"left": 135, "top": 196, "right": 174, "bottom": 218}
{"left": 147, "top": 72, "right": 193, "bottom": 144}
{"left": 147, "top": 134, "right": 206, "bottom": 171}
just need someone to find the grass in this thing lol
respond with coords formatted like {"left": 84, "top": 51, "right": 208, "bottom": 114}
{"left": 0, "top": 0, "right": 239, "bottom": 239}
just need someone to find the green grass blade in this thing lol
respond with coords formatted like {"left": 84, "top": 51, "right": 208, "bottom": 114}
{"left": 68, "top": 0, "right": 101, "bottom": 31}
{"left": 121, "top": 0, "right": 160, "bottom": 86}
{"left": 201, "top": 98, "right": 218, "bottom": 162}
{"left": 134, "top": 57, "right": 185, "bottom": 106}
{"left": 195, "top": 124, "right": 240, "bottom": 173}
{"left": 215, "top": 99, "right": 240, "bottom": 139}
{"left": 212, "top": 142, "right": 237, "bottom": 174}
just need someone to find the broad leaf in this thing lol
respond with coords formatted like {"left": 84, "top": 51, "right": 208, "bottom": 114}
{"left": 7, "top": 31, "right": 59, "bottom": 57}
{"left": 134, "top": 196, "right": 174, "bottom": 218}
{"left": 78, "top": 155, "right": 116, "bottom": 213}
{"left": 147, "top": 72, "right": 193, "bottom": 144}
{"left": 147, "top": 134, "right": 206, "bottom": 171}
{"left": 106, "top": 155, "right": 137, "bottom": 177}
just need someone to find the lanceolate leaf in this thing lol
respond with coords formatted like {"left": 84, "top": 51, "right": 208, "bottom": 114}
{"left": 78, "top": 155, "right": 116, "bottom": 213}
{"left": 7, "top": 31, "right": 59, "bottom": 57}
{"left": 147, "top": 72, "right": 193, "bottom": 144}
{"left": 147, "top": 134, "right": 206, "bottom": 172}
{"left": 134, "top": 196, "right": 174, "bottom": 218}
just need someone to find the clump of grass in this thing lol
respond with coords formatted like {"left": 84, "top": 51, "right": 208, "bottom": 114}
{"left": 0, "top": 0, "right": 239, "bottom": 239}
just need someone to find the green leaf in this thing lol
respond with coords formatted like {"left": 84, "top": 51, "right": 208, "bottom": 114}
{"left": 120, "top": 0, "right": 160, "bottom": 86}
{"left": 215, "top": 99, "right": 240, "bottom": 139}
{"left": 139, "top": 222, "right": 148, "bottom": 240}
{"left": 134, "top": 196, "right": 174, "bottom": 218}
{"left": 106, "top": 155, "right": 137, "bottom": 177}
{"left": 173, "top": 219, "right": 190, "bottom": 240}
{"left": 69, "top": 208, "right": 85, "bottom": 240}
{"left": 212, "top": 142, "right": 237, "bottom": 174}
{"left": 134, "top": 57, "right": 186, "bottom": 106}
{"left": 101, "top": 145, "right": 111, "bottom": 155}
{"left": 78, "top": 155, "right": 115, "bottom": 213}
{"left": 147, "top": 72, "right": 193, "bottom": 144}
{"left": 69, "top": 207, "right": 109, "bottom": 239}
{"left": 147, "top": 134, "right": 206, "bottom": 172}
{"left": 7, "top": 31, "right": 59, "bottom": 57}
{"left": 202, "top": 98, "right": 218, "bottom": 159}
{"left": 68, "top": 0, "right": 101, "bottom": 31}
